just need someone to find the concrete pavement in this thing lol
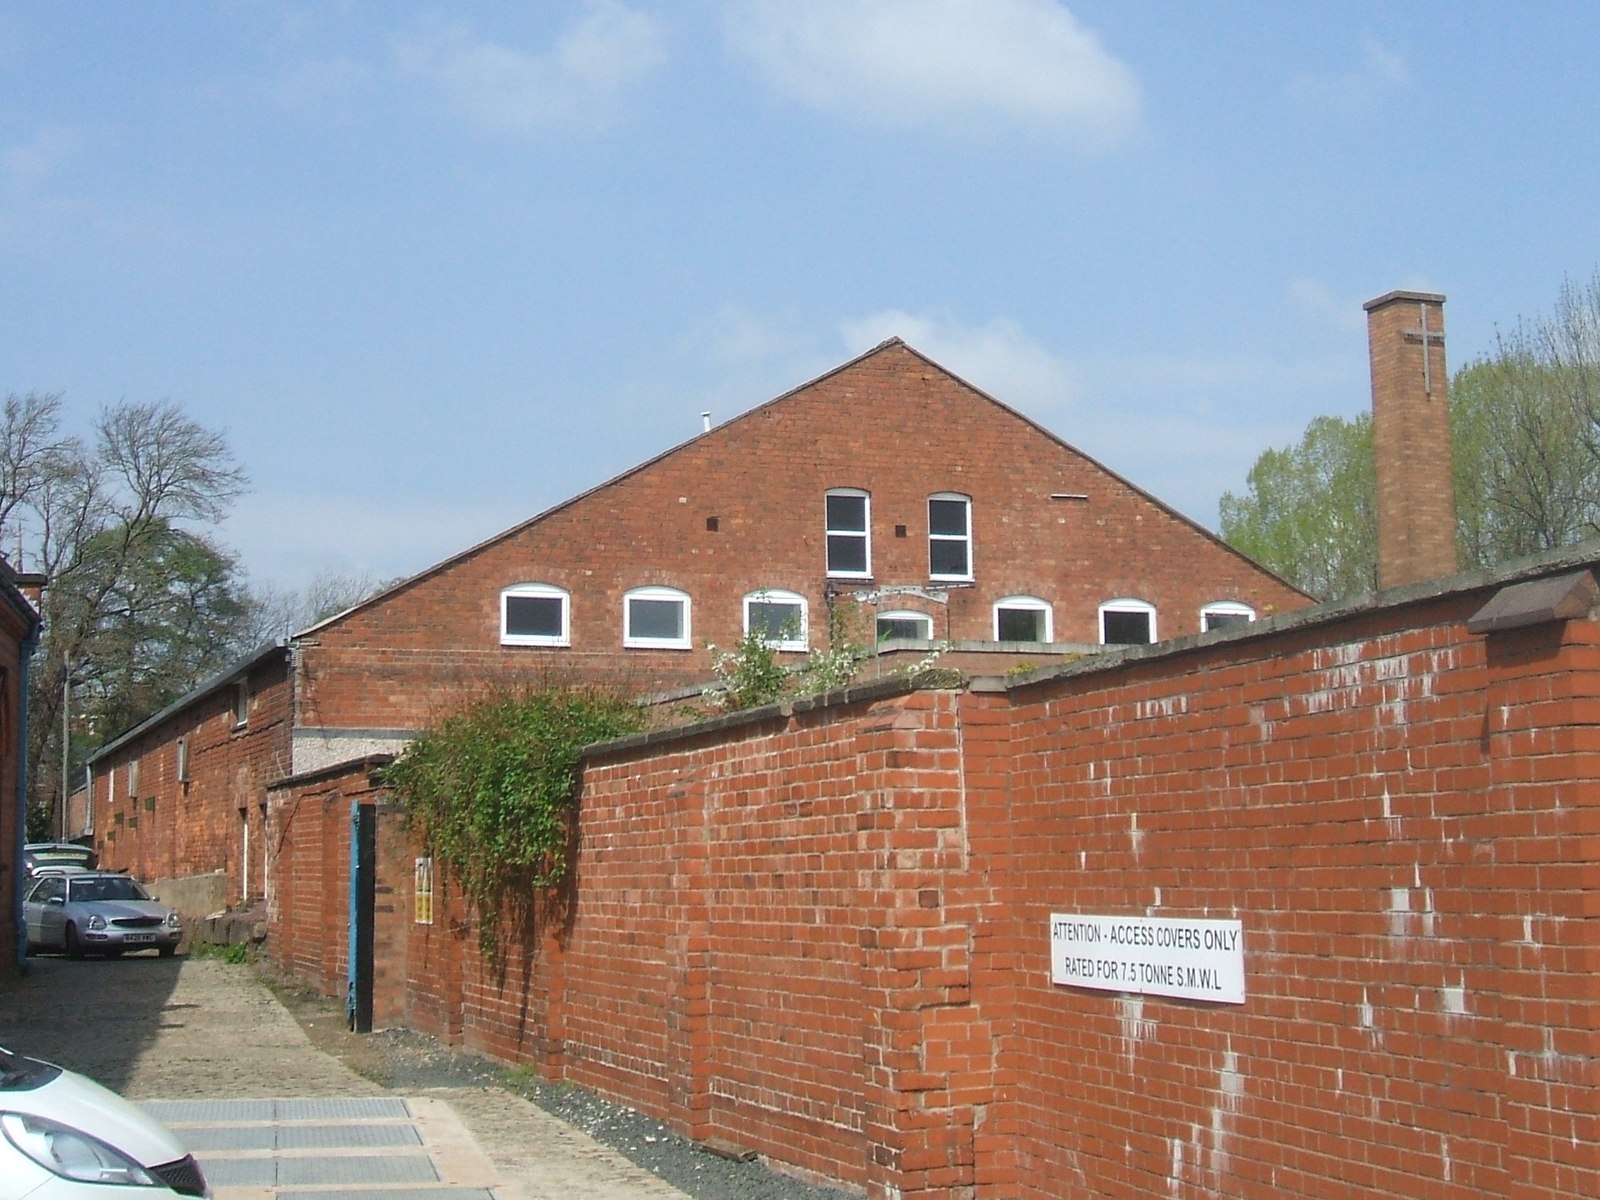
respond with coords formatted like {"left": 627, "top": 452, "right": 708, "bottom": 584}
{"left": 0, "top": 955, "right": 690, "bottom": 1200}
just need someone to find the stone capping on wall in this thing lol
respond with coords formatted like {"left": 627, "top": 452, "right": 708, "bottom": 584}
{"left": 589, "top": 671, "right": 945, "bottom": 761}
{"left": 1466, "top": 568, "right": 1599, "bottom": 634}
{"left": 265, "top": 752, "right": 396, "bottom": 794}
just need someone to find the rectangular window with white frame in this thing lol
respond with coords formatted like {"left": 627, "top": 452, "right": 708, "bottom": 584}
{"left": 994, "top": 596, "right": 1052, "bottom": 643}
{"left": 928, "top": 494, "right": 973, "bottom": 581}
{"left": 1099, "top": 598, "right": 1157, "bottom": 645}
{"left": 501, "top": 583, "right": 570, "bottom": 646}
{"left": 624, "top": 586, "right": 692, "bottom": 649}
{"left": 233, "top": 679, "right": 250, "bottom": 727}
{"left": 176, "top": 737, "right": 190, "bottom": 783}
{"left": 744, "top": 590, "right": 808, "bottom": 651}
{"left": 877, "top": 611, "right": 933, "bottom": 643}
{"left": 825, "top": 490, "right": 871, "bottom": 578}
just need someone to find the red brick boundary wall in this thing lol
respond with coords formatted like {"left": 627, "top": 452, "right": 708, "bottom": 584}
{"left": 268, "top": 546, "right": 1600, "bottom": 1199}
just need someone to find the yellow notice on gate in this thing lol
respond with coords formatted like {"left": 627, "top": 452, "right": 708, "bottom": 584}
{"left": 1050, "top": 914, "right": 1245, "bottom": 1004}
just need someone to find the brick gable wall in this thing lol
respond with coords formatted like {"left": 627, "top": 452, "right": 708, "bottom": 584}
{"left": 294, "top": 343, "right": 1306, "bottom": 765}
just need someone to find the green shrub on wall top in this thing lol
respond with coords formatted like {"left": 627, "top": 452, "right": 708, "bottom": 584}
{"left": 384, "top": 685, "right": 642, "bottom": 960}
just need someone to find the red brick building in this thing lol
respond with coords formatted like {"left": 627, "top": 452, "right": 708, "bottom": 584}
{"left": 0, "top": 559, "right": 42, "bottom": 979}
{"left": 288, "top": 338, "right": 1307, "bottom": 775}
{"left": 83, "top": 645, "right": 289, "bottom": 910}
{"left": 88, "top": 336, "right": 1306, "bottom": 908}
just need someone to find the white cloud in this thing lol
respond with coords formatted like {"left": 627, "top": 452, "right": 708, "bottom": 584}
{"left": 839, "top": 309, "right": 1080, "bottom": 408}
{"left": 3, "top": 125, "right": 79, "bottom": 191}
{"left": 724, "top": 0, "right": 1140, "bottom": 143}
{"left": 1289, "top": 34, "right": 1409, "bottom": 115}
{"left": 392, "top": 1, "right": 666, "bottom": 136}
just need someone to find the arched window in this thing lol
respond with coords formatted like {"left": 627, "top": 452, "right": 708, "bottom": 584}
{"left": 825, "top": 488, "right": 871, "bottom": 578}
{"left": 876, "top": 610, "right": 934, "bottom": 644}
{"left": 624, "top": 586, "right": 692, "bottom": 649}
{"left": 1201, "top": 601, "right": 1256, "bottom": 632}
{"left": 501, "top": 583, "right": 570, "bottom": 647}
{"left": 744, "top": 589, "right": 808, "bottom": 651}
{"left": 994, "top": 596, "right": 1052, "bottom": 643}
{"left": 1099, "top": 598, "right": 1157, "bottom": 645}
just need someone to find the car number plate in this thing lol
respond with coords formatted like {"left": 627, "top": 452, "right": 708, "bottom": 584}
{"left": 124, "top": 933, "right": 155, "bottom": 943}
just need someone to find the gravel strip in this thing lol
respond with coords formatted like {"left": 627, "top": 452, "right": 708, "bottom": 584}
{"left": 266, "top": 971, "right": 859, "bottom": 1200}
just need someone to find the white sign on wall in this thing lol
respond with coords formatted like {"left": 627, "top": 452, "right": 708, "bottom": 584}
{"left": 1050, "top": 914, "right": 1245, "bottom": 1005}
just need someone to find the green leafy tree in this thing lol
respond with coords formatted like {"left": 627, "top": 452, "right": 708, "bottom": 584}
{"left": 0, "top": 392, "right": 250, "bottom": 833}
{"left": 1219, "top": 413, "right": 1376, "bottom": 603}
{"left": 1451, "top": 353, "right": 1599, "bottom": 567}
{"left": 1223, "top": 270, "right": 1600, "bottom": 600}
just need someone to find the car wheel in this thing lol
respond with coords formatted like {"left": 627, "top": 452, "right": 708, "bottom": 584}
{"left": 65, "top": 923, "right": 85, "bottom": 960}
{"left": 158, "top": 944, "right": 177, "bottom": 958}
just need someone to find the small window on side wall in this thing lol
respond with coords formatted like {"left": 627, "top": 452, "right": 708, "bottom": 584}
{"left": 877, "top": 610, "right": 934, "bottom": 643}
{"left": 624, "top": 586, "right": 691, "bottom": 649}
{"left": 744, "top": 590, "right": 808, "bottom": 651}
{"left": 501, "top": 583, "right": 570, "bottom": 647}
{"left": 1099, "top": 598, "right": 1156, "bottom": 645}
{"left": 1201, "top": 601, "right": 1256, "bottom": 632}
{"left": 994, "top": 596, "right": 1052, "bottom": 643}
{"left": 233, "top": 680, "right": 250, "bottom": 727}
{"left": 825, "top": 489, "right": 871, "bottom": 578}
{"left": 176, "top": 737, "right": 190, "bottom": 783}
{"left": 928, "top": 494, "right": 973, "bottom": 581}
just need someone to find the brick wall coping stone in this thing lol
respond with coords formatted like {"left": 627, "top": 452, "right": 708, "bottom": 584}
{"left": 265, "top": 752, "right": 395, "bottom": 793}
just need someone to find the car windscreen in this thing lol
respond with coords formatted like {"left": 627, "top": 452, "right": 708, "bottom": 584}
{"left": 68, "top": 877, "right": 149, "bottom": 903}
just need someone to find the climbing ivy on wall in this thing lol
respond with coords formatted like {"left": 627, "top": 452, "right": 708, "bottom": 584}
{"left": 384, "top": 685, "right": 642, "bottom": 960}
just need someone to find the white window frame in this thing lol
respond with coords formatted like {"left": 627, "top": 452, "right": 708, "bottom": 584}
{"left": 624, "top": 586, "right": 692, "bottom": 650}
{"left": 743, "top": 589, "right": 808, "bottom": 652}
{"left": 1201, "top": 601, "right": 1256, "bottom": 632}
{"left": 928, "top": 493, "right": 973, "bottom": 582}
{"left": 825, "top": 489, "right": 872, "bottom": 579}
{"left": 176, "top": 737, "right": 190, "bottom": 783}
{"left": 993, "top": 596, "right": 1053, "bottom": 643}
{"left": 500, "top": 582, "right": 571, "bottom": 647}
{"left": 126, "top": 758, "right": 140, "bottom": 799}
{"left": 233, "top": 679, "right": 250, "bottom": 728}
{"left": 876, "top": 610, "right": 934, "bottom": 643}
{"left": 1098, "top": 598, "right": 1157, "bottom": 645}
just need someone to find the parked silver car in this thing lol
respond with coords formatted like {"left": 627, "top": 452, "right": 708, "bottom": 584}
{"left": 22, "top": 873, "right": 183, "bottom": 959}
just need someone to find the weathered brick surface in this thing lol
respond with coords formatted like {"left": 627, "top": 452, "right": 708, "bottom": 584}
{"left": 91, "top": 653, "right": 289, "bottom": 912}
{"left": 269, "top": 552, "right": 1600, "bottom": 1199}
{"left": 294, "top": 341, "right": 1308, "bottom": 743}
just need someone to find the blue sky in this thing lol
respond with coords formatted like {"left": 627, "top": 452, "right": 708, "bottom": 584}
{"left": 3, "top": 2, "right": 1597, "bottom": 593}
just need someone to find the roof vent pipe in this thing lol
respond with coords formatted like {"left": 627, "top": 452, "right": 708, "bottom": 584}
{"left": 701, "top": 411, "right": 711, "bottom": 433}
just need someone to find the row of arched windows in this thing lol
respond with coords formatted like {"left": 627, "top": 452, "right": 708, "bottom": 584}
{"left": 501, "top": 584, "right": 1257, "bottom": 650}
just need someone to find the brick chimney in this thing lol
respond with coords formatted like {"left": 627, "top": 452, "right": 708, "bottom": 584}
{"left": 1364, "top": 289, "right": 1457, "bottom": 589}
